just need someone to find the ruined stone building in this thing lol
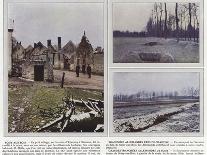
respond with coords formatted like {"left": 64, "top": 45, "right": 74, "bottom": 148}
{"left": 30, "top": 42, "right": 48, "bottom": 61}
{"left": 10, "top": 30, "right": 104, "bottom": 80}
{"left": 12, "top": 42, "right": 25, "bottom": 62}
{"left": 25, "top": 45, "right": 33, "bottom": 60}
{"left": 75, "top": 32, "right": 93, "bottom": 69}
{"left": 60, "top": 40, "right": 76, "bottom": 70}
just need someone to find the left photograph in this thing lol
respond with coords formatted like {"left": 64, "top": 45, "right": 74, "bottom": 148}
{"left": 6, "top": 2, "right": 104, "bottom": 133}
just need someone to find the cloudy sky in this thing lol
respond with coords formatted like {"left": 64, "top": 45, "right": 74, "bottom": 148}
{"left": 113, "top": 2, "right": 198, "bottom": 32}
{"left": 113, "top": 72, "right": 199, "bottom": 95}
{"left": 8, "top": 3, "right": 104, "bottom": 48}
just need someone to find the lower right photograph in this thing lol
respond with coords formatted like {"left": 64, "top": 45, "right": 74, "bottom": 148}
{"left": 112, "top": 71, "right": 203, "bottom": 134}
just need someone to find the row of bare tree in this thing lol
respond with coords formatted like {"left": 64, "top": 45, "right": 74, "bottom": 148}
{"left": 146, "top": 3, "right": 199, "bottom": 42}
{"left": 114, "top": 87, "right": 199, "bottom": 102}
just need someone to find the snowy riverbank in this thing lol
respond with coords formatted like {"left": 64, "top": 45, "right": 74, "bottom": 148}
{"left": 113, "top": 102, "right": 199, "bottom": 133}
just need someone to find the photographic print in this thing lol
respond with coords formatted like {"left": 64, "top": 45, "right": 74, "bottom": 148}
{"left": 113, "top": 72, "right": 201, "bottom": 133}
{"left": 113, "top": 2, "right": 200, "bottom": 63}
{"left": 6, "top": 2, "right": 104, "bottom": 133}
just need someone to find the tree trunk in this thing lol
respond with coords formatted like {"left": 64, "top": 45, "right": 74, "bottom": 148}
{"left": 180, "top": 13, "right": 183, "bottom": 40}
{"left": 155, "top": 3, "right": 159, "bottom": 37}
{"left": 159, "top": 3, "right": 163, "bottom": 37}
{"left": 151, "top": 10, "right": 154, "bottom": 36}
{"left": 175, "top": 3, "right": 179, "bottom": 42}
{"left": 184, "top": 16, "right": 187, "bottom": 41}
{"left": 193, "top": 18, "right": 196, "bottom": 42}
{"left": 164, "top": 3, "right": 167, "bottom": 39}
{"left": 61, "top": 72, "right": 65, "bottom": 88}
{"left": 188, "top": 3, "right": 192, "bottom": 40}
{"left": 196, "top": 20, "right": 199, "bottom": 43}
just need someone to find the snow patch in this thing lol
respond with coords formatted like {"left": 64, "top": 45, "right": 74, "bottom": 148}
{"left": 113, "top": 103, "right": 198, "bottom": 132}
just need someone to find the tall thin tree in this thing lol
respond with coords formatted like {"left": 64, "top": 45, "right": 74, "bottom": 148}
{"left": 154, "top": 3, "right": 159, "bottom": 37}
{"left": 159, "top": 3, "right": 163, "bottom": 37}
{"left": 175, "top": 3, "right": 179, "bottom": 42}
{"left": 164, "top": 3, "right": 168, "bottom": 39}
{"left": 188, "top": 3, "right": 192, "bottom": 40}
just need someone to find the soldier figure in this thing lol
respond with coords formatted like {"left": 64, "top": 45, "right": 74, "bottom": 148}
{"left": 82, "top": 65, "right": 86, "bottom": 74}
{"left": 87, "top": 64, "right": 91, "bottom": 78}
{"left": 76, "top": 65, "right": 80, "bottom": 77}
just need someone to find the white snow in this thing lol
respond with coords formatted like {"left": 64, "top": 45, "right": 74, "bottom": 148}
{"left": 113, "top": 37, "right": 199, "bottom": 63}
{"left": 143, "top": 103, "right": 200, "bottom": 133}
{"left": 113, "top": 102, "right": 199, "bottom": 133}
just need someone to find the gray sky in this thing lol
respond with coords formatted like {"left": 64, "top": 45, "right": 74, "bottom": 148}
{"left": 113, "top": 3, "right": 197, "bottom": 32}
{"left": 113, "top": 72, "right": 199, "bottom": 95}
{"left": 8, "top": 3, "right": 104, "bottom": 48}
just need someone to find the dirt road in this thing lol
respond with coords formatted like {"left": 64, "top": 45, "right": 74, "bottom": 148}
{"left": 9, "top": 70, "right": 104, "bottom": 90}
{"left": 53, "top": 70, "right": 104, "bottom": 90}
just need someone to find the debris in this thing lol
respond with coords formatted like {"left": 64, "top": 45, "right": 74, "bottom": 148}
{"left": 37, "top": 96, "right": 104, "bottom": 132}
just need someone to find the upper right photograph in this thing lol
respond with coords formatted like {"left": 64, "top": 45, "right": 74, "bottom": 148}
{"left": 113, "top": 2, "right": 201, "bottom": 63}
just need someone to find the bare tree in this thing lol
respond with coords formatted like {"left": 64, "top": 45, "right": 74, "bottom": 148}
{"left": 180, "top": 5, "right": 188, "bottom": 40}
{"left": 184, "top": 11, "right": 187, "bottom": 40}
{"left": 154, "top": 3, "right": 159, "bottom": 37}
{"left": 179, "top": 7, "right": 184, "bottom": 39}
{"left": 175, "top": 3, "right": 179, "bottom": 42}
{"left": 144, "top": 2, "right": 199, "bottom": 42}
{"left": 174, "top": 91, "right": 178, "bottom": 99}
{"left": 188, "top": 87, "right": 197, "bottom": 98}
{"left": 179, "top": 13, "right": 182, "bottom": 38}
{"left": 188, "top": 3, "right": 192, "bottom": 40}
{"left": 164, "top": 3, "right": 168, "bottom": 39}
{"left": 159, "top": 3, "right": 163, "bottom": 37}
{"left": 192, "top": 3, "right": 199, "bottom": 42}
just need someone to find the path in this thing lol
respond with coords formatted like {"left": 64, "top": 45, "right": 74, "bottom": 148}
{"left": 9, "top": 70, "right": 104, "bottom": 90}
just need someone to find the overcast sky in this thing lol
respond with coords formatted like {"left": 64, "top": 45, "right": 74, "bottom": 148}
{"left": 113, "top": 72, "right": 199, "bottom": 95}
{"left": 8, "top": 3, "right": 104, "bottom": 48}
{"left": 113, "top": 3, "right": 198, "bottom": 32}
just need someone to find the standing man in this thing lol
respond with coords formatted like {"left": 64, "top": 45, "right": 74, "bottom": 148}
{"left": 87, "top": 64, "right": 91, "bottom": 78}
{"left": 82, "top": 65, "right": 86, "bottom": 74}
{"left": 76, "top": 65, "right": 80, "bottom": 77}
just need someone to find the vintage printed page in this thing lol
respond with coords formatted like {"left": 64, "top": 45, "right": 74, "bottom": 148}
{"left": 0, "top": 0, "right": 206, "bottom": 154}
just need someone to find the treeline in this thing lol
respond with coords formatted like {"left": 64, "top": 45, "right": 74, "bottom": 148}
{"left": 114, "top": 3, "right": 199, "bottom": 42}
{"left": 114, "top": 87, "right": 199, "bottom": 102}
{"left": 146, "top": 3, "right": 199, "bottom": 42}
{"left": 113, "top": 30, "right": 146, "bottom": 37}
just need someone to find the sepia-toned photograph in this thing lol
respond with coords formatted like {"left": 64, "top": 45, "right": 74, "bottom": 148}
{"left": 113, "top": 72, "right": 201, "bottom": 133}
{"left": 113, "top": 2, "right": 200, "bottom": 63}
{"left": 6, "top": 2, "right": 104, "bottom": 133}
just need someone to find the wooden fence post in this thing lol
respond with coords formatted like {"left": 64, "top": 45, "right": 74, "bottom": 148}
{"left": 61, "top": 72, "right": 65, "bottom": 88}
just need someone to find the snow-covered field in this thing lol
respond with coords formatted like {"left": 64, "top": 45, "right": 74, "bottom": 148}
{"left": 113, "top": 37, "right": 199, "bottom": 63}
{"left": 113, "top": 102, "right": 200, "bottom": 133}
